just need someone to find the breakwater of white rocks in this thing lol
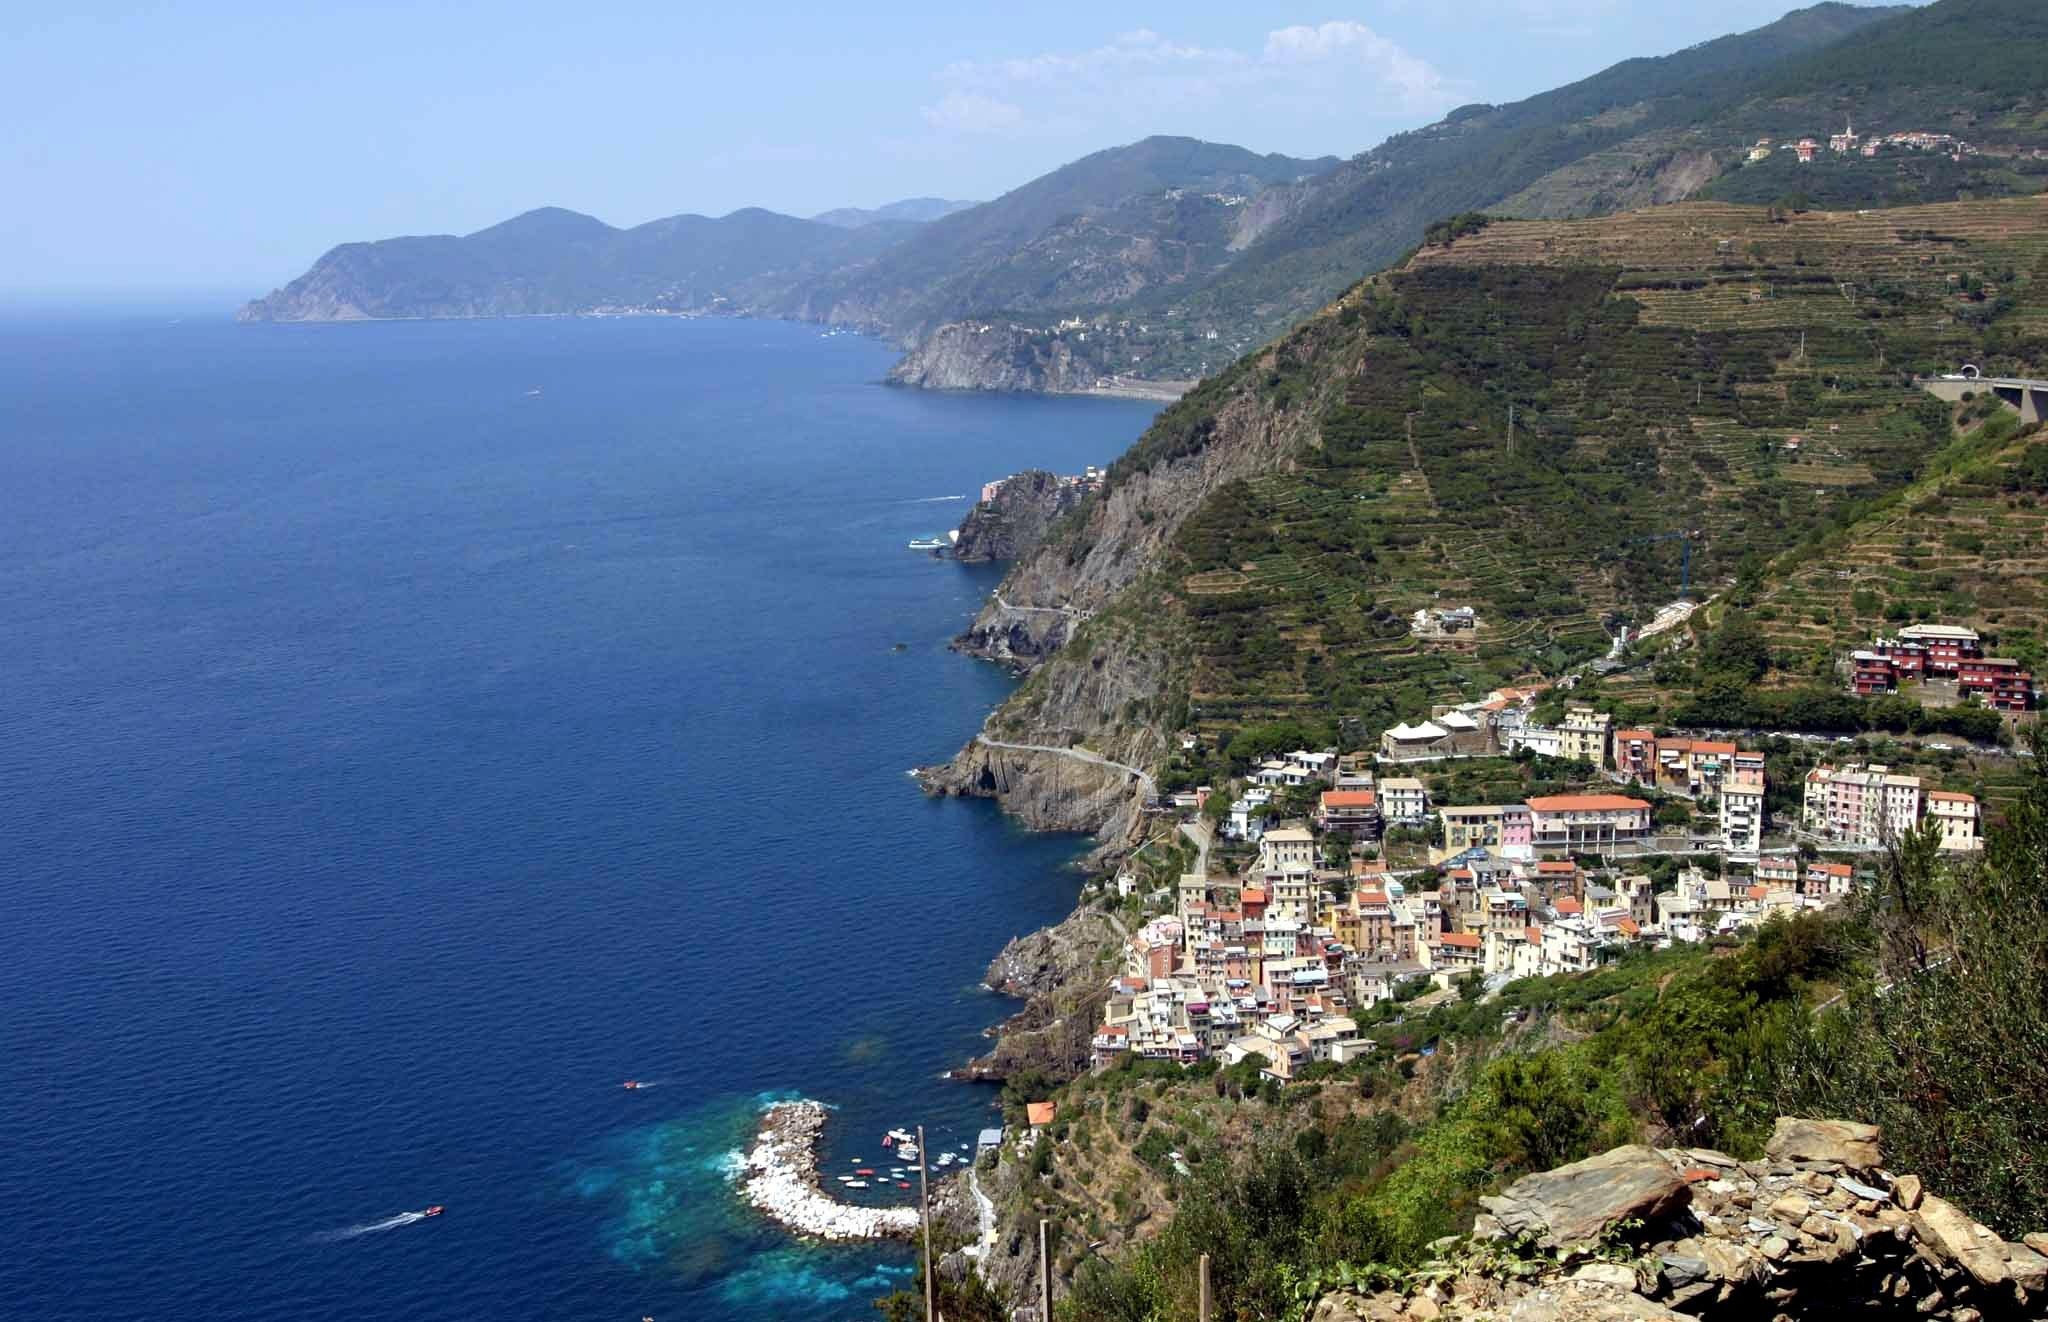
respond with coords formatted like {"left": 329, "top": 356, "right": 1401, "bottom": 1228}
{"left": 740, "top": 1100, "right": 922, "bottom": 1241}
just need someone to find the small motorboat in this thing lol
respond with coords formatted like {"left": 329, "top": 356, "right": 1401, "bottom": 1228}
{"left": 881, "top": 1135, "right": 893, "bottom": 1147}
{"left": 423, "top": 1206, "right": 444, "bottom": 1217}
{"left": 622, "top": 1081, "right": 640, "bottom": 1090}
{"left": 898, "top": 1182, "right": 911, "bottom": 1189}
{"left": 846, "top": 1180, "right": 869, "bottom": 1189}
{"left": 856, "top": 1168, "right": 875, "bottom": 1176}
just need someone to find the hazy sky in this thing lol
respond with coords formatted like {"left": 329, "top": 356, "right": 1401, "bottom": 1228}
{"left": 1, "top": 1, "right": 1872, "bottom": 293}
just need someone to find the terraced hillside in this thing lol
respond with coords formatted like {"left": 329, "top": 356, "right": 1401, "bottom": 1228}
{"left": 943, "top": 197, "right": 2048, "bottom": 794}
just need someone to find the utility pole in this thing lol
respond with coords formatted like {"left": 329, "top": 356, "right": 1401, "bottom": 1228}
{"left": 919, "top": 1126, "right": 935, "bottom": 1322}
{"left": 1199, "top": 1253, "right": 1213, "bottom": 1322}
{"left": 1039, "top": 1219, "right": 1053, "bottom": 1322}
{"left": 1507, "top": 402, "right": 1516, "bottom": 458}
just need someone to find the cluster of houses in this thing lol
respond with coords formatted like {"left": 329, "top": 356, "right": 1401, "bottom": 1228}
{"left": 1848, "top": 623, "right": 2033, "bottom": 712}
{"left": 1089, "top": 813, "right": 1890, "bottom": 1077}
{"left": 1801, "top": 762, "right": 1982, "bottom": 851}
{"left": 1749, "top": 122, "right": 1973, "bottom": 165}
{"left": 976, "top": 465, "right": 1105, "bottom": 505}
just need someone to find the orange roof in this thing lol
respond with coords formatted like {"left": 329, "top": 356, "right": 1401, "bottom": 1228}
{"left": 1616, "top": 729, "right": 1656, "bottom": 742}
{"left": 1525, "top": 926, "right": 1544, "bottom": 943}
{"left": 1554, "top": 896, "right": 1583, "bottom": 914}
{"left": 1617, "top": 917, "right": 1641, "bottom": 936}
{"left": 1321, "top": 789, "right": 1377, "bottom": 807}
{"left": 1356, "top": 889, "right": 1388, "bottom": 906}
{"left": 1241, "top": 887, "right": 1268, "bottom": 904}
{"left": 1928, "top": 791, "right": 1976, "bottom": 803}
{"left": 1448, "top": 867, "right": 1474, "bottom": 880}
{"left": 1526, "top": 794, "right": 1651, "bottom": 812}
{"left": 1536, "top": 860, "right": 1577, "bottom": 874}
{"left": 1099, "top": 1024, "right": 1128, "bottom": 1037}
{"left": 1209, "top": 909, "right": 1242, "bottom": 922}
{"left": 1691, "top": 741, "right": 1737, "bottom": 755}
{"left": 1812, "top": 863, "right": 1853, "bottom": 877}
{"left": 1026, "top": 1102, "right": 1057, "bottom": 1127}
{"left": 1747, "top": 885, "right": 1769, "bottom": 900}
{"left": 1438, "top": 932, "right": 1482, "bottom": 949}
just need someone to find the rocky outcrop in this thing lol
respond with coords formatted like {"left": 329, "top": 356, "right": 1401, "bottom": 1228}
{"left": 886, "top": 323, "right": 1105, "bottom": 394}
{"left": 984, "top": 908, "right": 1123, "bottom": 998}
{"left": 952, "top": 472, "right": 1085, "bottom": 564}
{"left": 1313, "top": 1119, "right": 2048, "bottom": 1321}
{"left": 950, "top": 908, "right": 1124, "bottom": 1084}
{"left": 1475, "top": 1145, "right": 1690, "bottom": 1249}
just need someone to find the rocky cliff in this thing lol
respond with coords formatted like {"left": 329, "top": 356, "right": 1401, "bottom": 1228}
{"left": 951, "top": 472, "right": 1086, "bottom": 564}
{"left": 920, "top": 298, "right": 1355, "bottom": 837}
{"left": 885, "top": 323, "right": 1105, "bottom": 393}
{"left": 1309, "top": 1118, "right": 2047, "bottom": 1322}
{"left": 950, "top": 907, "right": 1125, "bottom": 1084}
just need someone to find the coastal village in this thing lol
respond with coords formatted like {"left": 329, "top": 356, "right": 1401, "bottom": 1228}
{"left": 1084, "top": 615, "right": 2022, "bottom": 1082}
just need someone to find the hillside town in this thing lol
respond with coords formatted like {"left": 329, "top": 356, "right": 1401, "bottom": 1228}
{"left": 1091, "top": 625, "right": 2006, "bottom": 1078}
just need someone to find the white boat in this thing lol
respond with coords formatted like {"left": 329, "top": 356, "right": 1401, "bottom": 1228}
{"left": 897, "top": 1145, "right": 920, "bottom": 1160}
{"left": 907, "top": 536, "right": 946, "bottom": 551}
{"left": 846, "top": 1180, "right": 869, "bottom": 1189}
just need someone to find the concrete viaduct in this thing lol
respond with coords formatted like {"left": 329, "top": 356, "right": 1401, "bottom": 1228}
{"left": 1917, "top": 366, "right": 2048, "bottom": 425}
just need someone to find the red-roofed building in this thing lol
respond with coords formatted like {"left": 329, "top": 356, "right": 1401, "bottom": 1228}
{"left": 1553, "top": 895, "right": 1583, "bottom": 916}
{"left": 1431, "top": 930, "right": 1483, "bottom": 971}
{"left": 1613, "top": 729, "right": 1658, "bottom": 779}
{"left": 1526, "top": 795, "right": 1652, "bottom": 850}
{"left": 1804, "top": 861, "right": 1854, "bottom": 898}
{"left": 1318, "top": 788, "right": 1381, "bottom": 836}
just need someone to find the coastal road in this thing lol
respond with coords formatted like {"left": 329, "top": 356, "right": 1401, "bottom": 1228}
{"left": 974, "top": 734, "right": 1155, "bottom": 795}
{"left": 991, "top": 591, "right": 1087, "bottom": 621}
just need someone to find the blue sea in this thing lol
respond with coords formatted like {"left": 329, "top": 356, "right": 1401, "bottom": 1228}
{"left": 0, "top": 311, "right": 1160, "bottom": 1321}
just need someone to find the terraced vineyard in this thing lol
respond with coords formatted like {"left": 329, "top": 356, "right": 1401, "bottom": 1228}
{"left": 1753, "top": 406, "right": 2048, "bottom": 679}
{"left": 1141, "top": 197, "right": 2048, "bottom": 741}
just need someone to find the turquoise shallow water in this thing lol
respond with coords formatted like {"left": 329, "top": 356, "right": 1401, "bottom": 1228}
{"left": 0, "top": 310, "right": 1159, "bottom": 1321}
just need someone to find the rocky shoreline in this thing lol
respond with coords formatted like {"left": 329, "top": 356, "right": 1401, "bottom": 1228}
{"left": 738, "top": 1100, "right": 921, "bottom": 1241}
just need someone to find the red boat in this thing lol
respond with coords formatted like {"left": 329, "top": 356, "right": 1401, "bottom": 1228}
{"left": 856, "top": 1168, "right": 875, "bottom": 1176}
{"left": 423, "top": 1206, "right": 444, "bottom": 1217}
{"left": 622, "top": 1081, "right": 640, "bottom": 1090}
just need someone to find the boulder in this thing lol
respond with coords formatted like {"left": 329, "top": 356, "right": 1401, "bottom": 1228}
{"left": 1893, "top": 1173, "right": 1924, "bottom": 1210}
{"left": 1764, "top": 1117, "right": 1882, "bottom": 1171}
{"left": 1478, "top": 1145, "right": 1690, "bottom": 1247}
{"left": 1910, "top": 1195, "right": 2010, "bottom": 1288}
{"left": 2005, "top": 1241, "right": 2048, "bottom": 1293}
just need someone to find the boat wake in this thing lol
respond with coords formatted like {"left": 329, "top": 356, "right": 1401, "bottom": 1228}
{"left": 311, "top": 1211, "right": 427, "bottom": 1242}
{"left": 900, "top": 495, "right": 964, "bottom": 503}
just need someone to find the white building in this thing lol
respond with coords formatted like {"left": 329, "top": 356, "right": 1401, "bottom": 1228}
{"left": 1720, "top": 751, "right": 1766, "bottom": 856}
{"left": 1379, "top": 777, "right": 1428, "bottom": 825}
{"left": 1926, "top": 791, "right": 1981, "bottom": 852}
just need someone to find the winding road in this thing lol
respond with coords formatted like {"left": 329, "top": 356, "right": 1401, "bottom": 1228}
{"left": 974, "top": 734, "right": 1156, "bottom": 794}
{"left": 990, "top": 591, "right": 1087, "bottom": 621}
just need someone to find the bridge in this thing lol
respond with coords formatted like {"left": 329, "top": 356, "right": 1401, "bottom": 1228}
{"left": 1916, "top": 367, "right": 2048, "bottom": 425}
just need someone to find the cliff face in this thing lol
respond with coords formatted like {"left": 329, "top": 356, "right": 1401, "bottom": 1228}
{"left": 921, "top": 304, "right": 1355, "bottom": 835}
{"left": 950, "top": 471, "right": 1085, "bottom": 564}
{"left": 885, "top": 323, "right": 1102, "bottom": 393}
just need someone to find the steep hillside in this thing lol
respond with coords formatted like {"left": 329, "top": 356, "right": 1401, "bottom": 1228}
{"left": 904, "top": 0, "right": 2048, "bottom": 391}
{"left": 926, "top": 196, "right": 2048, "bottom": 828}
{"left": 796, "top": 136, "right": 1339, "bottom": 336}
{"left": 239, "top": 205, "right": 917, "bottom": 321}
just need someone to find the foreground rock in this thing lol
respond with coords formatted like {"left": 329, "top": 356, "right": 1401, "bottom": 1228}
{"left": 1475, "top": 1145, "right": 1688, "bottom": 1248}
{"left": 739, "top": 1100, "right": 920, "bottom": 1241}
{"left": 1313, "top": 1118, "right": 2048, "bottom": 1320}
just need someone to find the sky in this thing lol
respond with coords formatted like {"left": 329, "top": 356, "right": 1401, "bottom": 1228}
{"left": 0, "top": 1, "right": 1886, "bottom": 294}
